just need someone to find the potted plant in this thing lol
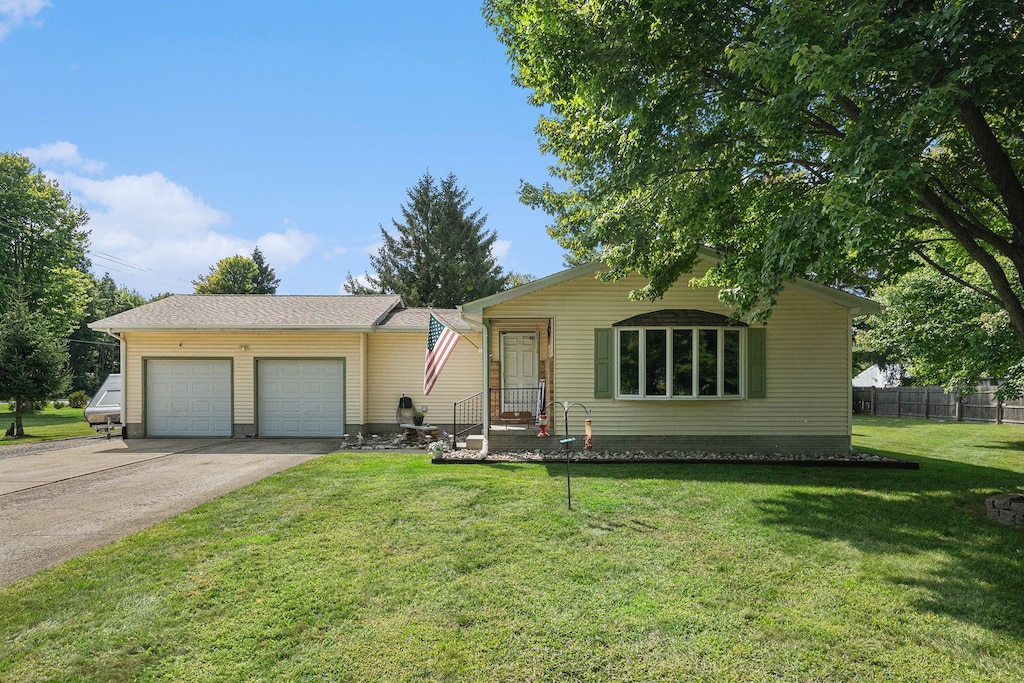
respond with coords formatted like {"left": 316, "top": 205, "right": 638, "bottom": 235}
{"left": 412, "top": 408, "right": 425, "bottom": 426}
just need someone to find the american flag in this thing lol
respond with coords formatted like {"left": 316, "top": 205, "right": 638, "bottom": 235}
{"left": 424, "top": 313, "right": 461, "bottom": 395}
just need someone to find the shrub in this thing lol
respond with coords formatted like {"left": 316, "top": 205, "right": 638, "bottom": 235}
{"left": 68, "top": 391, "right": 90, "bottom": 409}
{"left": 52, "top": 400, "right": 65, "bottom": 409}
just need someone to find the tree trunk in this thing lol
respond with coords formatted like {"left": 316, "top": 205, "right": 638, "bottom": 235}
{"left": 14, "top": 397, "right": 25, "bottom": 438}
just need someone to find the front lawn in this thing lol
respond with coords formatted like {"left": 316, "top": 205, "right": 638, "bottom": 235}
{"left": 0, "top": 406, "right": 94, "bottom": 445}
{"left": 1, "top": 417, "right": 1022, "bottom": 681}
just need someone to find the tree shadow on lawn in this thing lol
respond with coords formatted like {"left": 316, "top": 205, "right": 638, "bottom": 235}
{"left": 1, "top": 411, "right": 77, "bottom": 427}
{"left": 979, "top": 440, "right": 1024, "bottom": 451}
{"left": 542, "top": 456, "right": 1024, "bottom": 636}
{"left": 752, "top": 482, "right": 1024, "bottom": 637}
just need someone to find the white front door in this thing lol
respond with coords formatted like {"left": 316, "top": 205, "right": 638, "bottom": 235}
{"left": 500, "top": 332, "right": 539, "bottom": 413}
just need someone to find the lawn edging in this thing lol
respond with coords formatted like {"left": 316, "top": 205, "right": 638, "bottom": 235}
{"left": 432, "top": 451, "right": 920, "bottom": 469}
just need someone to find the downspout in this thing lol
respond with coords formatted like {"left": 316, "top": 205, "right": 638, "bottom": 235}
{"left": 101, "top": 329, "right": 126, "bottom": 430}
{"left": 481, "top": 318, "right": 491, "bottom": 457}
{"left": 360, "top": 331, "right": 368, "bottom": 436}
{"left": 847, "top": 310, "right": 854, "bottom": 453}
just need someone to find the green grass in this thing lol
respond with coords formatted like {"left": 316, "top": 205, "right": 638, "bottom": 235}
{"left": 0, "top": 406, "right": 94, "bottom": 445}
{"left": 1, "top": 417, "right": 1022, "bottom": 681}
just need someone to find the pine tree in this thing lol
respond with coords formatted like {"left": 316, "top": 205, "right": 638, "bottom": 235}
{"left": 0, "top": 302, "right": 71, "bottom": 438}
{"left": 345, "top": 172, "right": 508, "bottom": 308}
{"left": 251, "top": 247, "right": 280, "bottom": 294}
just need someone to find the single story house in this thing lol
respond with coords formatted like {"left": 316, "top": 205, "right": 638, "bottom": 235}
{"left": 460, "top": 256, "right": 879, "bottom": 455}
{"left": 91, "top": 254, "right": 878, "bottom": 454}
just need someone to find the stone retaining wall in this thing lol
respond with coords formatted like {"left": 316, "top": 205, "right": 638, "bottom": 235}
{"left": 986, "top": 493, "right": 1024, "bottom": 529}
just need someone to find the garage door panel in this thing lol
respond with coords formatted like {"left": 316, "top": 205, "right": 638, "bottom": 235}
{"left": 258, "top": 360, "right": 344, "bottom": 437}
{"left": 147, "top": 360, "right": 232, "bottom": 437}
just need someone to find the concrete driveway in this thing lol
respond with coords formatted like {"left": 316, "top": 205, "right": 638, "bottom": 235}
{"left": 0, "top": 437, "right": 338, "bottom": 586}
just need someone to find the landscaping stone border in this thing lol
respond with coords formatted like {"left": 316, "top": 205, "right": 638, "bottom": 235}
{"left": 433, "top": 449, "right": 920, "bottom": 469}
{"left": 986, "top": 493, "right": 1024, "bottom": 529}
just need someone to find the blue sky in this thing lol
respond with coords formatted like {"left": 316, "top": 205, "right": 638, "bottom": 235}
{"left": 1, "top": 1, "right": 569, "bottom": 297}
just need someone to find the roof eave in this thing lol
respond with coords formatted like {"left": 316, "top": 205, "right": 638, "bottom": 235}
{"left": 87, "top": 324, "right": 381, "bottom": 333}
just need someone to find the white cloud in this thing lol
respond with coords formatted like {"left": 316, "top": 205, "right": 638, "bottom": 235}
{"left": 362, "top": 242, "right": 383, "bottom": 256}
{"left": 257, "top": 228, "right": 318, "bottom": 268}
{"left": 57, "top": 170, "right": 241, "bottom": 293}
{"left": 22, "top": 142, "right": 320, "bottom": 295}
{"left": 61, "top": 171, "right": 230, "bottom": 243}
{"left": 18, "top": 141, "right": 105, "bottom": 174}
{"left": 0, "top": 0, "right": 50, "bottom": 40}
{"left": 323, "top": 246, "right": 348, "bottom": 260}
{"left": 491, "top": 239, "right": 511, "bottom": 266}
{"left": 20, "top": 141, "right": 319, "bottom": 294}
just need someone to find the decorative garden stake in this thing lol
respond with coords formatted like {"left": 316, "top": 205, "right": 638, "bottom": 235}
{"left": 547, "top": 401, "right": 591, "bottom": 510}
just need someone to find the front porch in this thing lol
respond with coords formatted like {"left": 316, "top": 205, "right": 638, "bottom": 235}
{"left": 451, "top": 317, "right": 555, "bottom": 447}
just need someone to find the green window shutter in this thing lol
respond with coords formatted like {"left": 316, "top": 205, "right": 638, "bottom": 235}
{"left": 747, "top": 327, "right": 766, "bottom": 399}
{"left": 594, "top": 328, "right": 613, "bottom": 398}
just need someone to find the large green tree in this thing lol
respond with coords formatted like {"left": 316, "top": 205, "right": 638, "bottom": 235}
{"left": 860, "top": 261, "right": 1020, "bottom": 381}
{"left": 345, "top": 171, "right": 509, "bottom": 307}
{"left": 193, "top": 249, "right": 279, "bottom": 294}
{"left": 0, "top": 303, "right": 71, "bottom": 438}
{"left": 0, "top": 153, "right": 91, "bottom": 336}
{"left": 68, "top": 273, "right": 146, "bottom": 394}
{"left": 485, "top": 1, "right": 1024, "bottom": 355}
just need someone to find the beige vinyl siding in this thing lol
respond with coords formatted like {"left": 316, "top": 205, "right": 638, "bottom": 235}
{"left": 484, "top": 267, "right": 852, "bottom": 437}
{"left": 365, "top": 332, "right": 483, "bottom": 426}
{"left": 121, "top": 331, "right": 363, "bottom": 428}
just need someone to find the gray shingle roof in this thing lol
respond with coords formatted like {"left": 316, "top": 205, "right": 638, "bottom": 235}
{"left": 377, "top": 307, "right": 473, "bottom": 332}
{"left": 90, "top": 294, "right": 404, "bottom": 331}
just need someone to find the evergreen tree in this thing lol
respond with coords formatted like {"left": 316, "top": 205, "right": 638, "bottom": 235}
{"left": 345, "top": 172, "right": 508, "bottom": 308}
{"left": 0, "top": 302, "right": 71, "bottom": 438}
{"left": 251, "top": 247, "right": 280, "bottom": 294}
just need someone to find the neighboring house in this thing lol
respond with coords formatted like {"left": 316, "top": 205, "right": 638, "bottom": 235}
{"left": 89, "top": 295, "right": 480, "bottom": 438}
{"left": 459, "top": 256, "right": 879, "bottom": 455}
{"left": 852, "top": 364, "right": 902, "bottom": 388}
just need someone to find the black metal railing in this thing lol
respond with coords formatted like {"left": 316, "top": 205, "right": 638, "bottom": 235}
{"left": 489, "top": 386, "right": 545, "bottom": 423}
{"left": 452, "top": 392, "right": 483, "bottom": 440}
{"left": 453, "top": 387, "right": 547, "bottom": 441}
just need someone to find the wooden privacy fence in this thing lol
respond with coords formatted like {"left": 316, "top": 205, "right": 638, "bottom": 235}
{"left": 853, "top": 386, "right": 1024, "bottom": 424}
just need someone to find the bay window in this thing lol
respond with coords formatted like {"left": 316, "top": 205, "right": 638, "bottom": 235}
{"left": 616, "top": 327, "right": 743, "bottom": 399}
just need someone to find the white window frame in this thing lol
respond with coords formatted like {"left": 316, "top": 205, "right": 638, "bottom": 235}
{"left": 615, "top": 326, "right": 745, "bottom": 400}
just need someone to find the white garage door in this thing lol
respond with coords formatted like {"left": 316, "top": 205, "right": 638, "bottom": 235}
{"left": 258, "top": 360, "right": 345, "bottom": 437}
{"left": 147, "top": 360, "right": 232, "bottom": 437}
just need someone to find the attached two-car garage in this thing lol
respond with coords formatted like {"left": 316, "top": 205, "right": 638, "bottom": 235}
{"left": 145, "top": 359, "right": 345, "bottom": 437}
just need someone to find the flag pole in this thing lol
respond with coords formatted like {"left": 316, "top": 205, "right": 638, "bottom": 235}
{"left": 430, "top": 308, "right": 480, "bottom": 350}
